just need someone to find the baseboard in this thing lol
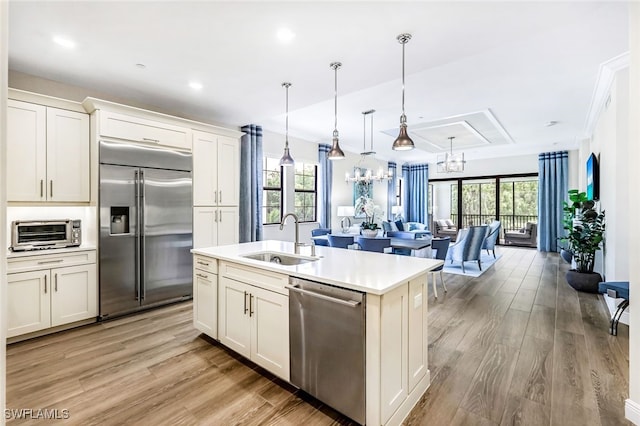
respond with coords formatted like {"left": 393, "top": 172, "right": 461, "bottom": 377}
{"left": 603, "top": 294, "right": 630, "bottom": 325}
{"left": 626, "top": 399, "right": 640, "bottom": 425}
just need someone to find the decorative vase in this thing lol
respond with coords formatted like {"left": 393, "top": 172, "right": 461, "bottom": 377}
{"left": 565, "top": 270, "right": 602, "bottom": 293}
{"left": 361, "top": 229, "right": 378, "bottom": 238}
{"left": 560, "top": 249, "right": 573, "bottom": 264}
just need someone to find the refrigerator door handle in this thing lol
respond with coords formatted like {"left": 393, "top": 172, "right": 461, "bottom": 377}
{"left": 134, "top": 170, "right": 140, "bottom": 301}
{"left": 140, "top": 169, "right": 146, "bottom": 301}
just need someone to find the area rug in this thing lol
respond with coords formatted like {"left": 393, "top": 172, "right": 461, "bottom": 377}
{"left": 442, "top": 252, "right": 502, "bottom": 277}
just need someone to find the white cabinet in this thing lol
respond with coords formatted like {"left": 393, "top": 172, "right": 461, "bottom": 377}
{"left": 193, "top": 131, "right": 239, "bottom": 206}
{"left": 193, "top": 206, "right": 239, "bottom": 249}
{"left": 193, "top": 255, "right": 218, "bottom": 339}
{"left": 7, "top": 250, "right": 98, "bottom": 339}
{"left": 7, "top": 99, "right": 90, "bottom": 202}
{"left": 99, "top": 110, "right": 192, "bottom": 151}
{"left": 408, "top": 277, "right": 428, "bottom": 392}
{"left": 218, "top": 262, "right": 289, "bottom": 380}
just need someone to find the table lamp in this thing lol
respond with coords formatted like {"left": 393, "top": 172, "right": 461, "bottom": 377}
{"left": 337, "top": 206, "right": 355, "bottom": 233}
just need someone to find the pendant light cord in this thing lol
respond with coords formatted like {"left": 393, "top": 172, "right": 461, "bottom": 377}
{"left": 401, "top": 41, "right": 406, "bottom": 117}
{"left": 285, "top": 84, "right": 289, "bottom": 148}
{"left": 334, "top": 65, "right": 338, "bottom": 134}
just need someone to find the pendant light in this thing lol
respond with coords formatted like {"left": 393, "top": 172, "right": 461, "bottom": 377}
{"left": 279, "top": 82, "right": 294, "bottom": 166}
{"left": 392, "top": 33, "right": 415, "bottom": 151}
{"left": 436, "top": 136, "right": 466, "bottom": 173}
{"left": 345, "top": 109, "right": 393, "bottom": 183}
{"left": 328, "top": 62, "right": 345, "bottom": 160}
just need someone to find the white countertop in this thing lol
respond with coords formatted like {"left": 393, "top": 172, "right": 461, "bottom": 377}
{"left": 7, "top": 245, "right": 97, "bottom": 259}
{"left": 192, "top": 240, "right": 443, "bottom": 295}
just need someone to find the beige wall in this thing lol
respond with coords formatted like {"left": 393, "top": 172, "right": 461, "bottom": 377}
{"left": 628, "top": 2, "right": 640, "bottom": 420}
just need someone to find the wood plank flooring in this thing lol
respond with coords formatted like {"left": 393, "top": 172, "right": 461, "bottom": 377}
{"left": 6, "top": 247, "right": 630, "bottom": 425}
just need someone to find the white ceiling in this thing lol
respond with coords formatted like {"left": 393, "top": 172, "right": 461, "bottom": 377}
{"left": 8, "top": 1, "right": 629, "bottom": 164}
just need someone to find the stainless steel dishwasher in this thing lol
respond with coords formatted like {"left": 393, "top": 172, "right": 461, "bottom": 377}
{"left": 288, "top": 276, "right": 366, "bottom": 425}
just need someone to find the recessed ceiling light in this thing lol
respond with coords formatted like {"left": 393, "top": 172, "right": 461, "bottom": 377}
{"left": 52, "top": 36, "right": 76, "bottom": 49}
{"left": 189, "top": 81, "right": 203, "bottom": 90}
{"left": 277, "top": 28, "right": 295, "bottom": 43}
{"left": 545, "top": 120, "right": 558, "bottom": 127}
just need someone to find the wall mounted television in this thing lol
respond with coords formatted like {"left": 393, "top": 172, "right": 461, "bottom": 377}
{"left": 586, "top": 153, "right": 599, "bottom": 201}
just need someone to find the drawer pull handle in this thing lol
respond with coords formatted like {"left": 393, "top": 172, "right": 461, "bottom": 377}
{"left": 37, "top": 259, "right": 64, "bottom": 265}
{"left": 142, "top": 138, "right": 160, "bottom": 143}
{"left": 196, "top": 273, "right": 209, "bottom": 279}
{"left": 244, "top": 291, "right": 249, "bottom": 315}
{"left": 44, "top": 275, "right": 47, "bottom": 293}
{"left": 197, "top": 260, "right": 209, "bottom": 266}
{"left": 249, "top": 294, "right": 254, "bottom": 317}
{"left": 55, "top": 273, "right": 58, "bottom": 292}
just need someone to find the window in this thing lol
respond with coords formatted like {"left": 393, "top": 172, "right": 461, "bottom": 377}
{"left": 262, "top": 157, "right": 282, "bottom": 225}
{"left": 294, "top": 162, "right": 317, "bottom": 222}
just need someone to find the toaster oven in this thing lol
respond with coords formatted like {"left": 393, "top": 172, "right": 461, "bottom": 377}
{"left": 10, "top": 219, "right": 82, "bottom": 252}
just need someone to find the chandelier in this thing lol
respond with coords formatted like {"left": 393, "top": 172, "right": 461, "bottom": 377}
{"left": 437, "top": 136, "right": 466, "bottom": 173}
{"left": 345, "top": 109, "right": 393, "bottom": 183}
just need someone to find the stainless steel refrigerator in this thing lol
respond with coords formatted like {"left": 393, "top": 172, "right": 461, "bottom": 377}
{"left": 99, "top": 140, "right": 193, "bottom": 319}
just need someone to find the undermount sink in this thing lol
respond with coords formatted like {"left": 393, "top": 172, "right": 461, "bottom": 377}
{"left": 240, "top": 251, "right": 319, "bottom": 266}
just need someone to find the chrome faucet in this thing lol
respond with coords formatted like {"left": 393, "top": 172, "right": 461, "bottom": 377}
{"left": 280, "top": 213, "right": 314, "bottom": 256}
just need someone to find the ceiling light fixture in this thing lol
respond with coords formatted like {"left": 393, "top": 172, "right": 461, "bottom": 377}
{"left": 279, "top": 82, "right": 295, "bottom": 166}
{"left": 52, "top": 36, "right": 76, "bottom": 49}
{"left": 276, "top": 28, "right": 296, "bottom": 43}
{"left": 345, "top": 109, "right": 393, "bottom": 183}
{"left": 189, "top": 81, "right": 203, "bottom": 90}
{"left": 437, "top": 136, "right": 466, "bottom": 173}
{"left": 392, "top": 33, "right": 415, "bottom": 151}
{"left": 328, "top": 62, "right": 345, "bottom": 160}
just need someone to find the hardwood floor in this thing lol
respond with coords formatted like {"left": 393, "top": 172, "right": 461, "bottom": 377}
{"left": 6, "top": 247, "right": 630, "bottom": 425}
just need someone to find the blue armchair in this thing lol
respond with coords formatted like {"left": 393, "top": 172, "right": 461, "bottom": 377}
{"left": 311, "top": 227, "right": 331, "bottom": 246}
{"left": 482, "top": 220, "right": 501, "bottom": 258}
{"left": 327, "top": 235, "right": 354, "bottom": 249}
{"left": 356, "top": 236, "right": 391, "bottom": 253}
{"left": 446, "top": 225, "right": 488, "bottom": 273}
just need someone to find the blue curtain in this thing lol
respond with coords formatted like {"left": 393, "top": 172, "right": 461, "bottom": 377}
{"left": 538, "top": 151, "right": 568, "bottom": 252}
{"left": 402, "top": 163, "right": 429, "bottom": 224}
{"left": 239, "top": 125, "right": 263, "bottom": 242}
{"left": 387, "top": 162, "right": 397, "bottom": 220}
{"left": 318, "top": 144, "right": 333, "bottom": 228}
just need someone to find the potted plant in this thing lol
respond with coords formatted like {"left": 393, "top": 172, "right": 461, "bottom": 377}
{"left": 355, "top": 196, "right": 381, "bottom": 237}
{"left": 560, "top": 189, "right": 605, "bottom": 293}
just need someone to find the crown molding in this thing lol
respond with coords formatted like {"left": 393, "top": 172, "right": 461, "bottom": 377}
{"left": 584, "top": 52, "right": 630, "bottom": 138}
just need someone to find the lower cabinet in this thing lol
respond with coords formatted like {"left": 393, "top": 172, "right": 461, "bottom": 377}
{"left": 219, "top": 275, "right": 289, "bottom": 381}
{"left": 193, "top": 262, "right": 218, "bottom": 339}
{"left": 7, "top": 263, "right": 97, "bottom": 338}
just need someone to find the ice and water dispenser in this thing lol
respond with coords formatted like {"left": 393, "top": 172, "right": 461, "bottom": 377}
{"left": 110, "top": 207, "right": 130, "bottom": 235}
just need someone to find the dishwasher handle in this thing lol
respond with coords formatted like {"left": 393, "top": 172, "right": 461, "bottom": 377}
{"left": 285, "top": 284, "right": 361, "bottom": 308}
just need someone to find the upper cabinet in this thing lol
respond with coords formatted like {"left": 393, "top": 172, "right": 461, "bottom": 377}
{"left": 7, "top": 99, "right": 90, "bottom": 203}
{"left": 193, "top": 130, "right": 239, "bottom": 207}
{"left": 98, "top": 110, "right": 192, "bottom": 151}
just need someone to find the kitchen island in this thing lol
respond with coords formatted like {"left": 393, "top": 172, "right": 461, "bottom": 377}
{"left": 191, "top": 240, "right": 443, "bottom": 426}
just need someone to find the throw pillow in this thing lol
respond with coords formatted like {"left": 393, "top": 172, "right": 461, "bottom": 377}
{"left": 395, "top": 220, "right": 404, "bottom": 231}
{"left": 437, "top": 219, "right": 447, "bottom": 229}
{"left": 408, "top": 223, "right": 418, "bottom": 231}
{"left": 445, "top": 219, "right": 455, "bottom": 228}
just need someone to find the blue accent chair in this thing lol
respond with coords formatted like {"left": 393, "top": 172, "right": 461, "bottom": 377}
{"left": 327, "top": 234, "right": 354, "bottom": 249}
{"left": 482, "top": 220, "right": 501, "bottom": 258}
{"left": 356, "top": 237, "right": 391, "bottom": 253}
{"left": 430, "top": 237, "right": 451, "bottom": 298}
{"left": 311, "top": 227, "right": 331, "bottom": 246}
{"left": 598, "top": 281, "right": 629, "bottom": 336}
{"left": 445, "top": 225, "right": 488, "bottom": 273}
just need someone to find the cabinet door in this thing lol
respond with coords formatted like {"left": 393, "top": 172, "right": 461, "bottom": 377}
{"left": 250, "top": 285, "right": 290, "bottom": 381}
{"left": 194, "top": 269, "right": 217, "bottom": 339}
{"left": 193, "top": 207, "right": 217, "bottom": 249}
{"left": 46, "top": 107, "right": 90, "bottom": 202}
{"left": 7, "top": 99, "right": 46, "bottom": 202}
{"left": 50, "top": 264, "right": 97, "bottom": 327}
{"left": 216, "top": 136, "right": 239, "bottom": 206}
{"left": 408, "top": 276, "right": 427, "bottom": 392}
{"left": 7, "top": 271, "right": 51, "bottom": 337}
{"left": 217, "top": 207, "right": 239, "bottom": 246}
{"left": 218, "top": 277, "right": 251, "bottom": 358}
{"left": 193, "top": 131, "right": 218, "bottom": 206}
{"left": 380, "top": 283, "right": 409, "bottom": 424}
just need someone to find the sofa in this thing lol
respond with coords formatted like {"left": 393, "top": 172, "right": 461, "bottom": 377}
{"left": 504, "top": 222, "right": 537, "bottom": 247}
{"left": 382, "top": 220, "right": 431, "bottom": 239}
{"left": 434, "top": 219, "right": 458, "bottom": 241}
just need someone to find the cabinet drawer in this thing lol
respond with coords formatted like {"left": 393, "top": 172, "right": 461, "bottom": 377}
{"left": 99, "top": 111, "right": 192, "bottom": 151}
{"left": 194, "top": 269, "right": 216, "bottom": 282}
{"left": 220, "top": 261, "right": 288, "bottom": 295}
{"left": 194, "top": 255, "right": 217, "bottom": 274}
{"left": 8, "top": 250, "right": 97, "bottom": 273}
